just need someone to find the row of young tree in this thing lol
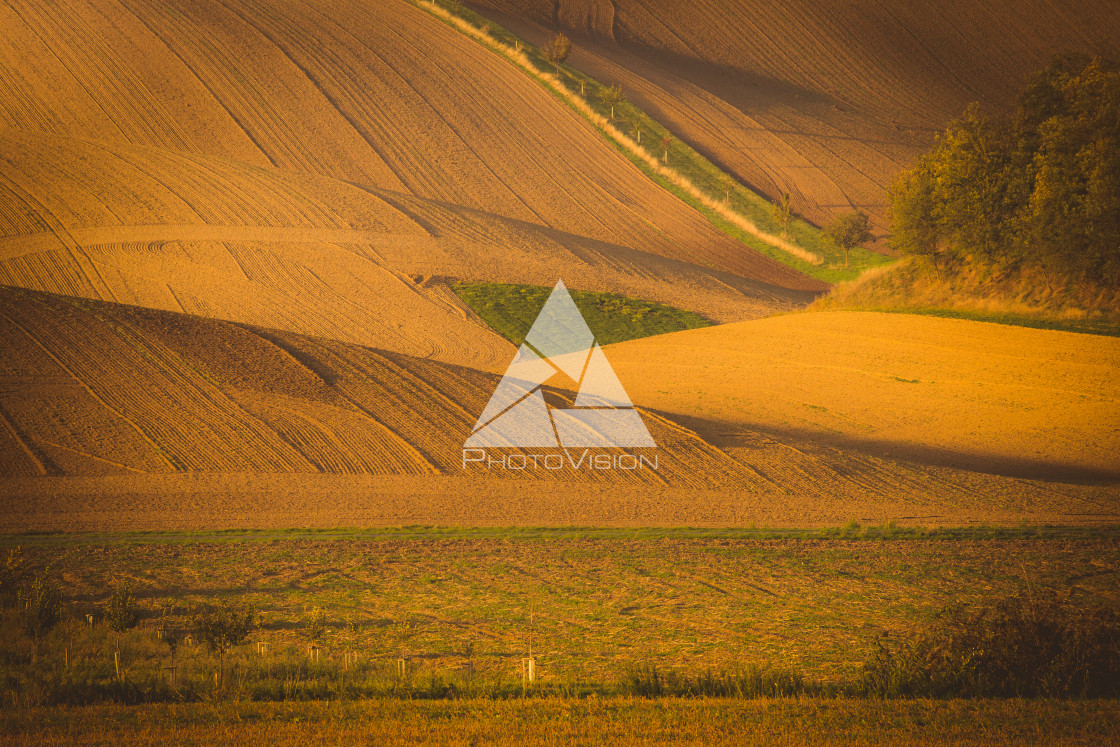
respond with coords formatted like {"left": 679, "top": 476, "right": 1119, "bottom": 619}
{"left": 2, "top": 547, "right": 255, "bottom": 692}
{"left": 891, "top": 54, "right": 1120, "bottom": 287}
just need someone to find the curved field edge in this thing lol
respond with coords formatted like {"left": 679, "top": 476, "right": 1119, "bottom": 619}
{"left": 827, "top": 307, "right": 1120, "bottom": 338}
{"left": 411, "top": 0, "right": 889, "bottom": 282}
{"left": 452, "top": 281, "right": 713, "bottom": 346}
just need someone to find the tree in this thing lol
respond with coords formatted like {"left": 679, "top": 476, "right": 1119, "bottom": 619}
{"left": 106, "top": 583, "right": 139, "bottom": 651}
{"left": 157, "top": 600, "right": 183, "bottom": 685}
{"left": 824, "top": 211, "right": 873, "bottom": 268}
{"left": 660, "top": 134, "right": 673, "bottom": 162}
{"left": 542, "top": 32, "right": 572, "bottom": 75}
{"left": 719, "top": 174, "right": 736, "bottom": 204}
{"left": 598, "top": 83, "right": 625, "bottom": 120}
{"left": 193, "top": 603, "right": 255, "bottom": 693}
{"left": 771, "top": 192, "right": 794, "bottom": 235}
{"left": 889, "top": 55, "right": 1120, "bottom": 289}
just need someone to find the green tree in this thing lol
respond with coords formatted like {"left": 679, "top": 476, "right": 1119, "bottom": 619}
{"left": 193, "top": 603, "right": 255, "bottom": 693}
{"left": 824, "top": 211, "right": 873, "bottom": 268}
{"left": 1028, "top": 57, "right": 1120, "bottom": 286}
{"left": 598, "top": 83, "right": 625, "bottom": 120}
{"left": 542, "top": 32, "right": 572, "bottom": 75}
{"left": 889, "top": 54, "right": 1120, "bottom": 290}
{"left": 771, "top": 192, "right": 794, "bottom": 236}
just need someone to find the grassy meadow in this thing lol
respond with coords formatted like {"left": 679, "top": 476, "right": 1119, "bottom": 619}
{"left": 3, "top": 527, "right": 1118, "bottom": 704}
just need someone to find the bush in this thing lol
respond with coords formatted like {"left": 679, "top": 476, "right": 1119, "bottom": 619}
{"left": 621, "top": 662, "right": 809, "bottom": 698}
{"left": 859, "top": 591, "right": 1120, "bottom": 697}
{"left": 18, "top": 573, "right": 63, "bottom": 641}
{"left": 106, "top": 584, "right": 140, "bottom": 640}
{"left": 0, "top": 546, "right": 27, "bottom": 608}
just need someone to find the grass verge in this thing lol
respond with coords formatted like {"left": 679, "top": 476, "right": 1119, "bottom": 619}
{"left": 413, "top": 0, "right": 891, "bottom": 282}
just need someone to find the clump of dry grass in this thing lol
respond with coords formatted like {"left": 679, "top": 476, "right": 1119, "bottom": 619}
{"left": 859, "top": 590, "right": 1120, "bottom": 697}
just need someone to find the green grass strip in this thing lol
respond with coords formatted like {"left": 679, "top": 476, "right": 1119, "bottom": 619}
{"left": 850, "top": 306, "right": 1120, "bottom": 337}
{"left": 414, "top": 0, "right": 891, "bottom": 283}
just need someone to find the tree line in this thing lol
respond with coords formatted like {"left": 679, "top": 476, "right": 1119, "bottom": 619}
{"left": 890, "top": 54, "right": 1120, "bottom": 288}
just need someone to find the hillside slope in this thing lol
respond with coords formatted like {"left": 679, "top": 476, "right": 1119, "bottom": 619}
{"left": 0, "top": 130, "right": 820, "bottom": 371}
{"left": 0, "top": 286, "right": 744, "bottom": 484}
{"left": 606, "top": 311, "right": 1120, "bottom": 481}
{"left": 472, "top": 0, "right": 1120, "bottom": 231}
{"left": 0, "top": 0, "right": 821, "bottom": 285}
{"left": 2, "top": 287, "right": 1114, "bottom": 531}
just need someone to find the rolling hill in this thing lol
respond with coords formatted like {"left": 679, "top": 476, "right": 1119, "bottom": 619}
{"left": 472, "top": 0, "right": 1120, "bottom": 232}
{"left": 1, "top": 286, "right": 1115, "bottom": 532}
{"left": 0, "top": 0, "right": 823, "bottom": 284}
{"left": 0, "top": 0, "right": 1116, "bottom": 534}
{"left": 606, "top": 311, "right": 1120, "bottom": 481}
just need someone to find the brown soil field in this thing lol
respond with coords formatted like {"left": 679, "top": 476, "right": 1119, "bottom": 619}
{"left": 0, "top": 1, "right": 1116, "bottom": 535}
{"left": 0, "top": 130, "right": 817, "bottom": 371}
{"left": 0, "top": 287, "right": 1116, "bottom": 532}
{"left": 606, "top": 311, "right": 1120, "bottom": 480}
{"left": 0, "top": 286, "right": 747, "bottom": 484}
{"left": 472, "top": 0, "right": 1120, "bottom": 232}
{"left": 0, "top": 0, "right": 820, "bottom": 285}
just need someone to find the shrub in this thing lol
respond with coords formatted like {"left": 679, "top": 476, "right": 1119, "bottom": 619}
{"left": 859, "top": 590, "right": 1120, "bottom": 697}
{"left": 303, "top": 606, "right": 327, "bottom": 642}
{"left": 0, "top": 546, "right": 27, "bottom": 608}
{"left": 621, "top": 662, "right": 809, "bottom": 698}
{"left": 18, "top": 573, "right": 63, "bottom": 641}
{"left": 106, "top": 584, "right": 140, "bottom": 642}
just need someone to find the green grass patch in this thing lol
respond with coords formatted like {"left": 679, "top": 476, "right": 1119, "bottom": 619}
{"left": 452, "top": 281, "right": 712, "bottom": 346}
{"left": 419, "top": 0, "right": 891, "bottom": 283}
